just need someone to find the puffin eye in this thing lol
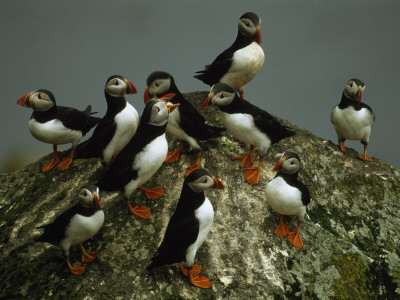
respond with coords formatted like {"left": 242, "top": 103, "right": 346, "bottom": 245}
{"left": 38, "top": 93, "right": 42, "bottom": 99}
{"left": 203, "top": 178, "right": 208, "bottom": 183}
{"left": 115, "top": 80, "right": 119, "bottom": 85}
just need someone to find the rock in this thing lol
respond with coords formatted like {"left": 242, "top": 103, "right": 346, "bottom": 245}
{"left": 0, "top": 91, "right": 399, "bottom": 299}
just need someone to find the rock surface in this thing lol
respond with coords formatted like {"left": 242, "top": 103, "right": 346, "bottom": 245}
{"left": 1, "top": 91, "right": 399, "bottom": 299}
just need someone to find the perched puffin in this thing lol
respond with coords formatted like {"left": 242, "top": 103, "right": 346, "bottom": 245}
{"left": 202, "top": 83, "right": 294, "bottom": 185}
{"left": 147, "top": 168, "right": 224, "bottom": 288}
{"left": 194, "top": 12, "right": 264, "bottom": 99}
{"left": 144, "top": 71, "right": 225, "bottom": 176}
{"left": 35, "top": 186, "right": 104, "bottom": 275}
{"left": 330, "top": 79, "right": 375, "bottom": 161}
{"left": 97, "top": 97, "right": 179, "bottom": 219}
{"left": 264, "top": 152, "right": 310, "bottom": 248}
{"left": 17, "top": 89, "right": 100, "bottom": 172}
{"left": 75, "top": 75, "right": 138, "bottom": 165}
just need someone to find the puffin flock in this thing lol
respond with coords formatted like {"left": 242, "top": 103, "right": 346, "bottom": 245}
{"left": 17, "top": 12, "right": 375, "bottom": 288}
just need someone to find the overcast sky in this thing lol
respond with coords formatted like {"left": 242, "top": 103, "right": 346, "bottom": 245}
{"left": 1, "top": 0, "right": 400, "bottom": 172}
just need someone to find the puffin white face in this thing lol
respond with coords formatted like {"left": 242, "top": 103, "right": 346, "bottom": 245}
{"left": 238, "top": 17, "right": 258, "bottom": 37}
{"left": 78, "top": 186, "right": 101, "bottom": 208}
{"left": 105, "top": 77, "right": 137, "bottom": 97}
{"left": 148, "top": 77, "right": 171, "bottom": 97}
{"left": 212, "top": 90, "right": 235, "bottom": 107}
{"left": 148, "top": 101, "right": 169, "bottom": 126}
{"left": 29, "top": 91, "right": 55, "bottom": 111}
{"left": 343, "top": 80, "right": 365, "bottom": 101}
{"left": 273, "top": 152, "right": 301, "bottom": 174}
{"left": 186, "top": 175, "right": 218, "bottom": 193}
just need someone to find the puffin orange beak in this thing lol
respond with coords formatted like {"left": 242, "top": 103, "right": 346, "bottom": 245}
{"left": 17, "top": 92, "right": 33, "bottom": 108}
{"left": 356, "top": 87, "right": 363, "bottom": 101}
{"left": 255, "top": 27, "right": 261, "bottom": 44}
{"left": 93, "top": 192, "right": 101, "bottom": 209}
{"left": 144, "top": 87, "right": 151, "bottom": 104}
{"left": 201, "top": 92, "right": 214, "bottom": 109}
{"left": 125, "top": 80, "right": 137, "bottom": 95}
{"left": 273, "top": 158, "right": 285, "bottom": 172}
{"left": 210, "top": 176, "right": 224, "bottom": 190}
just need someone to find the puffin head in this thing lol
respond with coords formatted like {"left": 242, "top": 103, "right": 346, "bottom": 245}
{"left": 142, "top": 94, "right": 179, "bottom": 127}
{"left": 273, "top": 152, "right": 301, "bottom": 174}
{"left": 78, "top": 185, "right": 101, "bottom": 209}
{"left": 202, "top": 83, "right": 236, "bottom": 109}
{"left": 144, "top": 71, "right": 174, "bottom": 104}
{"left": 343, "top": 79, "right": 365, "bottom": 102}
{"left": 105, "top": 75, "right": 137, "bottom": 98}
{"left": 17, "top": 89, "right": 56, "bottom": 111}
{"left": 185, "top": 168, "right": 224, "bottom": 193}
{"left": 238, "top": 12, "right": 262, "bottom": 44}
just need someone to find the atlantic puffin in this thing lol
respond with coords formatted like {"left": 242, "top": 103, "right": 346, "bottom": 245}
{"left": 264, "top": 152, "right": 310, "bottom": 248}
{"left": 35, "top": 186, "right": 104, "bottom": 275}
{"left": 330, "top": 79, "right": 375, "bottom": 161}
{"left": 17, "top": 89, "right": 100, "bottom": 172}
{"left": 147, "top": 168, "right": 224, "bottom": 288}
{"left": 202, "top": 83, "right": 295, "bottom": 185}
{"left": 97, "top": 97, "right": 179, "bottom": 219}
{"left": 74, "top": 75, "right": 138, "bottom": 166}
{"left": 194, "top": 12, "right": 264, "bottom": 99}
{"left": 144, "top": 71, "right": 225, "bottom": 176}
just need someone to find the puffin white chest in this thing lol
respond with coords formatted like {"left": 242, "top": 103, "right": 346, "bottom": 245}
{"left": 265, "top": 176, "right": 305, "bottom": 219}
{"left": 220, "top": 111, "right": 271, "bottom": 150}
{"left": 220, "top": 42, "right": 265, "bottom": 90}
{"left": 331, "top": 106, "right": 374, "bottom": 141}
{"left": 103, "top": 104, "right": 139, "bottom": 163}
{"left": 60, "top": 210, "right": 105, "bottom": 254}
{"left": 29, "top": 118, "right": 83, "bottom": 145}
{"left": 166, "top": 106, "right": 200, "bottom": 149}
{"left": 124, "top": 134, "right": 168, "bottom": 197}
{"left": 184, "top": 197, "right": 214, "bottom": 266}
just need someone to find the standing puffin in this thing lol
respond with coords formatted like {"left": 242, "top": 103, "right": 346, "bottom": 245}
{"left": 147, "top": 168, "right": 224, "bottom": 288}
{"left": 75, "top": 75, "right": 138, "bottom": 166}
{"left": 264, "top": 152, "right": 310, "bottom": 248}
{"left": 17, "top": 89, "right": 100, "bottom": 172}
{"left": 35, "top": 186, "right": 104, "bottom": 275}
{"left": 194, "top": 12, "right": 264, "bottom": 99}
{"left": 202, "top": 83, "right": 294, "bottom": 185}
{"left": 144, "top": 71, "right": 225, "bottom": 176}
{"left": 97, "top": 97, "right": 179, "bottom": 219}
{"left": 330, "top": 79, "right": 375, "bottom": 161}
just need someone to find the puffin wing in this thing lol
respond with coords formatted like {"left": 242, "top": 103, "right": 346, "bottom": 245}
{"left": 148, "top": 212, "right": 198, "bottom": 268}
{"left": 194, "top": 49, "right": 234, "bottom": 86}
{"left": 57, "top": 106, "right": 100, "bottom": 134}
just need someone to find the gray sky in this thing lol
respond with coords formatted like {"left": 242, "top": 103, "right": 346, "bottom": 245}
{"left": 2, "top": 0, "right": 400, "bottom": 172}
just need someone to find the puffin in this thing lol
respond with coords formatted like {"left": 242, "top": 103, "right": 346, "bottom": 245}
{"left": 144, "top": 71, "right": 225, "bottom": 176}
{"left": 97, "top": 97, "right": 179, "bottom": 219}
{"left": 330, "top": 79, "right": 375, "bottom": 161}
{"left": 194, "top": 12, "right": 264, "bottom": 99}
{"left": 202, "top": 83, "right": 295, "bottom": 185}
{"left": 35, "top": 185, "right": 104, "bottom": 275}
{"left": 75, "top": 75, "right": 138, "bottom": 166}
{"left": 17, "top": 89, "right": 100, "bottom": 172}
{"left": 264, "top": 152, "right": 310, "bottom": 248}
{"left": 147, "top": 168, "right": 224, "bottom": 288}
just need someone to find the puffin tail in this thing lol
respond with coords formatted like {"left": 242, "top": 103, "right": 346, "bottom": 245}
{"left": 74, "top": 138, "right": 100, "bottom": 159}
{"left": 82, "top": 105, "right": 101, "bottom": 134}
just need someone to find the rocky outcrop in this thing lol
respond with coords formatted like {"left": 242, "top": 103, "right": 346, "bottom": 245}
{"left": 1, "top": 91, "right": 399, "bottom": 299}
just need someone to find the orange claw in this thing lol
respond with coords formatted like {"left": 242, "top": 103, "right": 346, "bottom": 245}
{"left": 165, "top": 144, "right": 185, "bottom": 163}
{"left": 243, "top": 158, "right": 263, "bottom": 185}
{"left": 274, "top": 215, "right": 290, "bottom": 238}
{"left": 185, "top": 152, "right": 202, "bottom": 177}
{"left": 42, "top": 145, "right": 59, "bottom": 172}
{"left": 232, "top": 145, "right": 254, "bottom": 168}
{"left": 358, "top": 144, "right": 373, "bottom": 162}
{"left": 126, "top": 202, "right": 151, "bottom": 219}
{"left": 137, "top": 186, "right": 164, "bottom": 200}
{"left": 80, "top": 244, "right": 99, "bottom": 263}
{"left": 287, "top": 223, "right": 303, "bottom": 248}
{"left": 339, "top": 140, "right": 347, "bottom": 152}
{"left": 58, "top": 147, "right": 76, "bottom": 171}
{"left": 179, "top": 264, "right": 211, "bottom": 288}
{"left": 67, "top": 257, "right": 86, "bottom": 275}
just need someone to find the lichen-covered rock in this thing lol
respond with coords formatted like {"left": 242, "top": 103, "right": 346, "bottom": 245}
{"left": 0, "top": 91, "right": 399, "bottom": 299}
